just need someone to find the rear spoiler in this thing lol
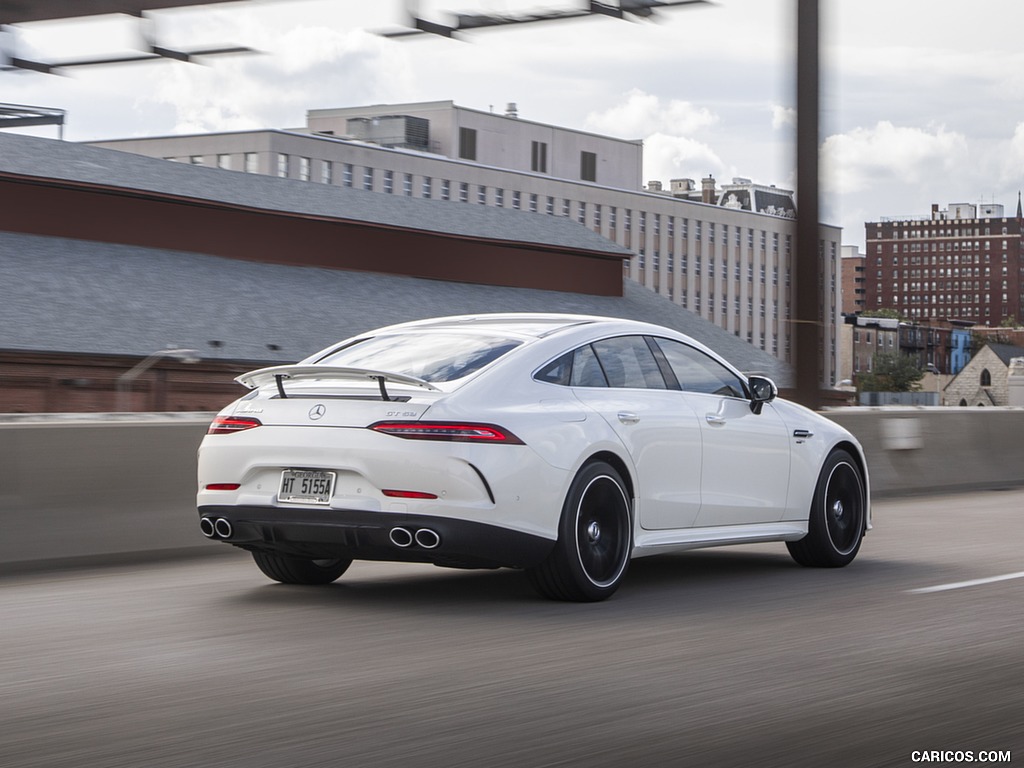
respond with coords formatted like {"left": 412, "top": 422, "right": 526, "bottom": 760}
{"left": 236, "top": 365, "right": 440, "bottom": 401}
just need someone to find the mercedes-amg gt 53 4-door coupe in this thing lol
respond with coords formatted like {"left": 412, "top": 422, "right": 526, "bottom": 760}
{"left": 197, "top": 314, "right": 870, "bottom": 601}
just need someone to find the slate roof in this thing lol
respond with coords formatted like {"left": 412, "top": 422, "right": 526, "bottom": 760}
{"left": 984, "top": 343, "right": 1024, "bottom": 367}
{"left": 0, "top": 131, "right": 629, "bottom": 257}
{"left": 0, "top": 231, "right": 792, "bottom": 384}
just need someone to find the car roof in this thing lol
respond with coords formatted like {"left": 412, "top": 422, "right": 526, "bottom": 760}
{"left": 357, "top": 313, "right": 667, "bottom": 340}
{"left": 337, "top": 313, "right": 739, "bottom": 376}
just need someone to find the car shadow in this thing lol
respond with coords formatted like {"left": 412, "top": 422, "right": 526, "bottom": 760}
{"left": 225, "top": 545, "right": 932, "bottom": 617}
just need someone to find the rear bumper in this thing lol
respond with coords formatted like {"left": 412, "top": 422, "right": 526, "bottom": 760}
{"left": 198, "top": 505, "right": 555, "bottom": 569}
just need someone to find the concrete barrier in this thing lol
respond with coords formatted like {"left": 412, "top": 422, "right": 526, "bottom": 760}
{"left": 2, "top": 407, "right": 1023, "bottom": 571}
{"left": 824, "top": 406, "right": 1024, "bottom": 498}
{"left": 0, "top": 414, "right": 218, "bottom": 572}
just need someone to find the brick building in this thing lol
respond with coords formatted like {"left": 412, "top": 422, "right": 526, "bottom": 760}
{"left": 865, "top": 199, "right": 1024, "bottom": 326}
{"left": 840, "top": 246, "right": 867, "bottom": 315}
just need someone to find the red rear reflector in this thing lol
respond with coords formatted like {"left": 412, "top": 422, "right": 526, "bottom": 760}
{"left": 382, "top": 489, "right": 438, "bottom": 499}
{"left": 208, "top": 416, "right": 262, "bottom": 435}
{"left": 369, "top": 421, "right": 523, "bottom": 444}
{"left": 206, "top": 483, "right": 241, "bottom": 491}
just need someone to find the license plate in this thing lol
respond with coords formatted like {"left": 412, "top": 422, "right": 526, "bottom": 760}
{"left": 279, "top": 470, "right": 336, "bottom": 505}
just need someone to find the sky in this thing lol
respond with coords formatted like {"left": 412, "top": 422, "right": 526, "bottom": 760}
{"left": 5, "top": 0, "right": 1024, "bottom": 250}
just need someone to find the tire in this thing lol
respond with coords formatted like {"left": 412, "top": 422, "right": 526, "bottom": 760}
{"left": 527, "top": 461, "right": 633, "bottom": 602}
{"left": 787, "top": 449, "right": 866, "bottom": 568}
{"left": 251, "top": 551, "right": 352, "bottom": 585}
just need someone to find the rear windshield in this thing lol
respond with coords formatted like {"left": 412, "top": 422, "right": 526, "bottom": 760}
{"left": 315, "top": 333, "right": 522, "bottom": 383}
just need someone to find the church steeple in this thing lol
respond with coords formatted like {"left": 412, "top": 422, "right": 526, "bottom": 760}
{"left": 1017, "top": 190, "right": 1022, "bottom": 220}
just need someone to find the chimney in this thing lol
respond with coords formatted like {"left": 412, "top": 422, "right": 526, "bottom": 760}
{"left": 647, "top": 180, "right": 663, "bottom": 192}
{"left": 701, "top": 175, "right": 717, "bottom": 205}
{"left": 505, "top": 102, "right": 518, "bottom": 119}
{"left": 931, "top": 203, "right": 939, "bottom": 220}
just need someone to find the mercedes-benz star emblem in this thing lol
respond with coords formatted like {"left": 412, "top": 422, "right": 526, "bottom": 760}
{"left": 308, "top": 404, "right": 326, "bottom": 421}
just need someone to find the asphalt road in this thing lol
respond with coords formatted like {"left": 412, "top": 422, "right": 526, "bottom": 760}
{"left": 3, "top": 490, "right": 1023, "bottom": 768}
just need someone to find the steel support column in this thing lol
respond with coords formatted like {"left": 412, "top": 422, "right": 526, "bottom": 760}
{"left": 794, "top": 0, "right": 821, "bottom": 409}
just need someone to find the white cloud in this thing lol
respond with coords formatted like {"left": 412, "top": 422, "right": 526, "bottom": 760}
{"left": 771, "top": 105, "right": 796, "bottom": 130}
{"left": 642, "top": 133, "right": 728, "bottom": 186}
{"left": 1000, "top": 123, "right": 1024, "bottom": 188}
{"left": 584, "top": 89, "right": 717, "bottom": 139}
{"left": 581, "top": 89, "right": 726, "bottom": 185}
{"left": 821, "top": 121, "right": 968, "bottom": 196}
{"left": 144, "top": 26, "right": 414, "bottom": 134}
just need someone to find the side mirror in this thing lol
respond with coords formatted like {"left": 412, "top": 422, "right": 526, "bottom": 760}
{"left": 748, "top": 375, "right": 777, "bottom": 415}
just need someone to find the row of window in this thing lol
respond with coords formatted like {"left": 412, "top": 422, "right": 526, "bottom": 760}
{"left": 852, "top": 331, "right": 896, "bottom": 347}
{"left": 889, "top": 284, "right": 1006, "bottom": 300}
{"left": 639, "top": 255, "right": 790, "bottom": 285}
{"left": 891, "top": 281, "right": 1009, "bottom": 293}
{"left": 890, "top": 267, "right": 1010, "bottom": 278}
{"left": 186, "top": 153, "right": 260, "bottom": 174}
{"left": 899, "top": 306, "right": 1006, "bottom": 320}
{"left": 876, "top": 224, "right": 1012, "bottom": 237}
{"left": 894, "top": 294, "right": 1010, "bottom": 305}
{"left": 877, "top": 241, "right": 1011, "bottom": 255}
{"left": 877, "top": 253, "right": 1010, "bottom": 268}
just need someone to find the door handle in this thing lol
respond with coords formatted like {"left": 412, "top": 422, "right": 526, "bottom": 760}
{"left": 705, "top": 414, "right": 727, "bottom": 426}
{"left": 617, "top": 411, "right": 640, "bottom": 425}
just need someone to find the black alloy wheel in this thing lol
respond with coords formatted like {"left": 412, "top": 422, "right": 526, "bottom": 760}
{"left": 527, "top": 460, "right": 632, "bottom": 601}
{"left": 787, "top": 449, "right": 866, "bottom": 568}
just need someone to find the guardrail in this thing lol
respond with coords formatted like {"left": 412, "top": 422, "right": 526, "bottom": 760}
{"left": 2, "top": 408, "right": 1023, "bottom": 571}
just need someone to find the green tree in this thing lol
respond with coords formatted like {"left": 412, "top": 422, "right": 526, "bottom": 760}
{"left": 856, "top": 352, "right": 924, "bottom": 393}
{"left": 859, "top": 308, "right": 904, "bottom": 321}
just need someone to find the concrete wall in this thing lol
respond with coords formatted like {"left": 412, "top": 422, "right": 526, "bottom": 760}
{"left": 825, "top": 407, "right": 1024, "bottom": 497}
{"left": 0, "top": 414, "right": 215, "bottom": 571}
{"left": 3, "top": 408, "right": 1024, "bottom": 571}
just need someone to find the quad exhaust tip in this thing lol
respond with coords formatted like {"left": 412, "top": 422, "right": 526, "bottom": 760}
{"left": 389, "top": 527, "right": 413, "bottom": 547}
{"left": 389, "top": 527, "right": 441, "bottom": 549}
{"left": 414, "top": 528, "right": 441, "bottom": 549}
{"left": 214, "top": 518, "right": 233, "bottom": 539}
{"left": 200, "top": 517, "right": 233, "bottom": 539}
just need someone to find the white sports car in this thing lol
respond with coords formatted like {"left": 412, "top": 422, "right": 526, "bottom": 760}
{"left": 197, "top": 314, "right": 870, "bottom": 601}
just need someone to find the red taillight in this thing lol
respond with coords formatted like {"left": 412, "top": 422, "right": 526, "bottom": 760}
{"left": 382, "top": 489, "right": 438, "bottom": 499}
{"left": 208, "top": 416, "right": 262, "bottom": 435}
{"left": 206, "top": 483, "right": 241, "bottom": 491}
{"left": 369, "top": 421, "right": 524, "bottom": 444}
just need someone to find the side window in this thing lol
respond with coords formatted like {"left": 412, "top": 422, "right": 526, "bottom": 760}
{"left": 534, "top": 347, "right": 608, "bottom": 387}
{"left": 535, "top": 336, "right": 670, "bottom": 389}
{"left": 654, "top": 338, "right": 747, "bottom": 398}
{"left": 535, "top": 352, "right": 572, "bottom": 386}
{"left": 590, "top": 336, "right": 667, "bottom": 389}
{"left": 570, "top": 345, "right": 608, "bottom": 387}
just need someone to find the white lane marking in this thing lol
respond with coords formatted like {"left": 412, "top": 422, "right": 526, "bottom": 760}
{"left": 907, "top": 571, "right": 1024, "bottom": 594}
